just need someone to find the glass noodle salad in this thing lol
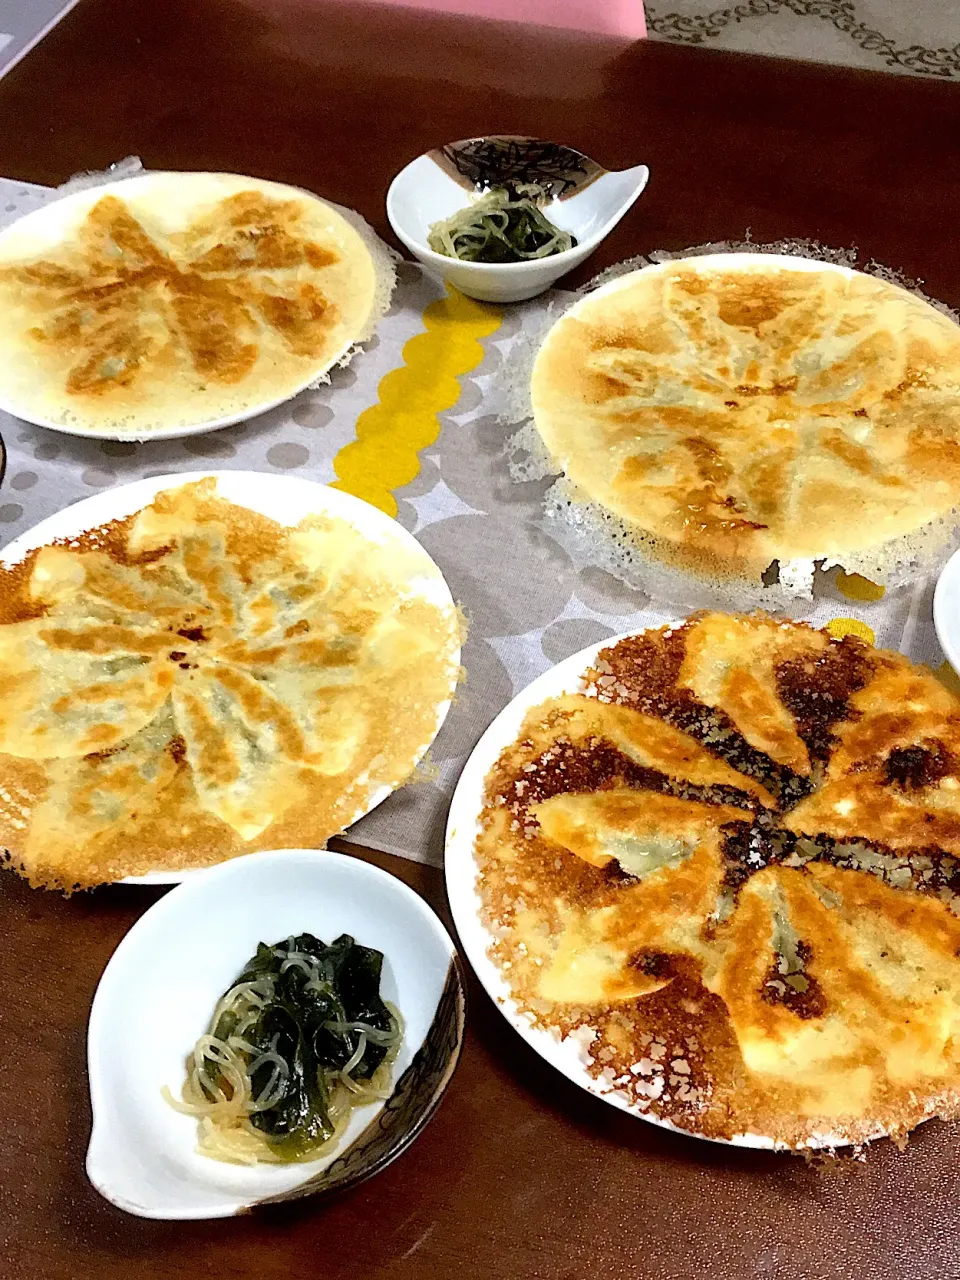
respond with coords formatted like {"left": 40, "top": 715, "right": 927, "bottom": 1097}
{"left": 164, "top": 933, "right": 402, "bottom": 1165}
{"left": 428, "top": 184, "right": 576, "bottom": 264}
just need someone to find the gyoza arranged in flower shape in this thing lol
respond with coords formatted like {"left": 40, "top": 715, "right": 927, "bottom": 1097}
{"left": 0, "top": 481, "right": 461, "bottom": 889}
{"left": 0, "top": 172, "right": 392, "bottom": 434}
{"left": 475, "top": 612, "right": 960, "bottom": 1148}
{"left": 530, "top": 258, "right": 960, "bottom": 586}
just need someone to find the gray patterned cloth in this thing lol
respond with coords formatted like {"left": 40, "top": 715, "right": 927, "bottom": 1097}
{"left": 0, "top": 176, "right": 955, "bottom": 868}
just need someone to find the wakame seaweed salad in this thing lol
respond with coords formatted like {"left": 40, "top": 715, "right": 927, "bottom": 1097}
{"left": 165, "top": 933, "right": 402, "bottom": 1165}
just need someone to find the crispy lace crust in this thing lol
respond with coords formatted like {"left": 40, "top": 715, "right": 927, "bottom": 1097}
{"left": 0, "top": 480, "right": 460, "bottom": 889}
{"left": 476, "top": 612, "right": 960, "bottom": 1148}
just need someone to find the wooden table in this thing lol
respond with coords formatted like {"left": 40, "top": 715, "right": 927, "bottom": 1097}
{"left": 2, "top": 3, "right": 960, "bottom": 1277}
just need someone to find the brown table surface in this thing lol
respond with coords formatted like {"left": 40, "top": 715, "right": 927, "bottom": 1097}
{"left": 2, "top": 2, "right": 960, "bottom": 1277}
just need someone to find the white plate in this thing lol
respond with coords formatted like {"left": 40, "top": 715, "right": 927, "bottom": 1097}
{"left": 0, "top": 171, "right": 392, "bottom": 441}
{"left": 86, "top": 848, "right": 465, "bottom": 1219}
{"left": 445, "top": 630, "right": 847, "bottom": 1151}
{"left": 934, "top": 546, "right": 960, "bottom": 677}
{"left": 0, "top": 470, "right": 460, "bottom": 885}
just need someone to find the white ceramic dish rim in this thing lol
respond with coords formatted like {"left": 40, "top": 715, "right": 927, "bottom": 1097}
{"left": 0, "top": 470, "right": 460, "bottom": 885}
{"left": 444, "top": 627, "right": 871, "bottom": 1153}
{"left": 86, "top": 847, "right": 463, "bottom": 1219}
{"left": 0, "top": 171, "right": 391, "bottom": 442}
{"left": 386, "top": 149, "right": 649, "bottom": 278}
{"left": 934, "top": 546, "right": 960, "bottom": 676}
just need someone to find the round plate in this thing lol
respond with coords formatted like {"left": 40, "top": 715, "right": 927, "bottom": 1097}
{"left": 0, "top": 470, "right": 460, "bottom": 885}
{"left": 445, "top": 630, "right": 831, "bottom": 1151}
{"left": 0, "top": 172, "right": 392, "bottom": 441}
{"left": 522, "top": 252, "right": 960, "bottom": 606}
{"left": 87, "top": 848, "right": 466, "bottom": 1219}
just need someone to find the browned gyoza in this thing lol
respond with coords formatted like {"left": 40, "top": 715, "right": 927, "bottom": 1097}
{"left": 531, "top": 259, "right": 960, "bottom": 584}
{"left": 0, "top": 172, "right": 392, "bottom": 434}
{"left": 475, "top": 613, "right": 960, "bottom": 1147}
{"left": 0, "top": 480, "right": 461, "bottom": 889}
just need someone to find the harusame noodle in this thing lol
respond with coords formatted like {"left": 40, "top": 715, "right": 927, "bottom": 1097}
{"left": 164, "top": 935, "right": 402, "bottom": 1166}
{"left": 428, "top": 185, "right": 575, "bottom": 263}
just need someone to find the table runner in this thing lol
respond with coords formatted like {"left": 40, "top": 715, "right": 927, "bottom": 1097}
{"left": 1, "top": 174, "right": 956, "bottom": 867}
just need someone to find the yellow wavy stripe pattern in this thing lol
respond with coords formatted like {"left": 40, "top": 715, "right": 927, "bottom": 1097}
{"left": 826, "top": 617, "right": 876, "bottom": 646}
{"left": 330, "top": 285, "right": 501, "bottom": 517}
{"left": 835, "top": 570, "right": 885, "bottom": 602}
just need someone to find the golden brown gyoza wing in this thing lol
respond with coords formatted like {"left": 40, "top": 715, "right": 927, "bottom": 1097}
{"left": 0, "top": 614, "right": 172, "bottom": 760}
{"left": 706, "top": 863, "right": 960, "bottom": 1123}
{"left": 822, "top": 646, "right": 960, "bottom": 777}
{"left": 786, "top": 649, "right": 960, "bottom": 853}
{"left": 804, "top": 861, "right": 960, "bottom": 1089}
{"left": 1, "top": 709, "right": 215, "bottom": 889}
{"left": 786, "top": 769, "right": 960, "bottom": 855}
{"left": 706, "top": 867, "right": 863, "bottom": 1113}
{"left": 166, "top": 507, "right": 461, "bottom": 840}
{"left": 678, "top": 612, "right": 828, "bottom": 775}
{"left": 522, "top": 693, "right": 774, "bottom": 806}
{"left": 490, "top": 786, "right": 750, "bottom": 1006}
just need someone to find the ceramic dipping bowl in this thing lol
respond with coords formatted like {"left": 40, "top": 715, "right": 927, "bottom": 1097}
{"left": 86, "top": 848, "right": 466, "bottom": 1219}
{"left": 934, "top": 546, "right": 960, "bottom": 678}
{"left": 387, "top": 135, "right": 649, "bottom": 303}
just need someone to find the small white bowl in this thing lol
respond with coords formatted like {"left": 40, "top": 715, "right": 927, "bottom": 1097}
{"left": 387, "top": 135, "right": 649, "bottom": 303}
{"left": 934, "top": 546, "right": 960, "bottom": 676}
{"left": 86, "top": 848, "right": 465, "bottom": 1219}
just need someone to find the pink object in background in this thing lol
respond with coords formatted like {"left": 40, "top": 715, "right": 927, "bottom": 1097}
{"left": 364, "top": 0, "right": 646, "bottom": 39}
